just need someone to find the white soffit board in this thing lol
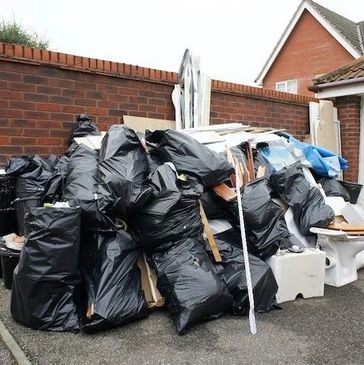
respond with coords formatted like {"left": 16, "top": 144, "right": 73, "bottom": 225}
{"left": 316, "top": 83, "right": 364, "bottom": 99}
{"left": 255, "top": 1, "right": 361, "bottom": 85}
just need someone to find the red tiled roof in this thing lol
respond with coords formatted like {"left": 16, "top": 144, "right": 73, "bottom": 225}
{"left": 313, "top": 55, "right": 364, "bottom": 85}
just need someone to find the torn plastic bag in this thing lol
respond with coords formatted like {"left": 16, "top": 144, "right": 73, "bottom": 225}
{"left": 129, "top": 163, "right": 203, "bottom": 250}
{"left": 204, "top": 228, "right": 278, "bottom": 315}
{"left": 11, "top": 207, "right": 81, "bottom": 332}
{"left": 80, "top": 230, "right": 148, "bottom": 332}
{"left": 98, "top": 125, "right": 153, "bottom": 217}
{"left": 317, "top": 176, "right": 351, "bottom": 202}
{"left": 270, "top": 164, "right": 335, "bottom": 235}
{"left": 227, "top": 178, "right": 294, "bottom": 259}
{"left": 63, "top": 144, "right": 114, "bottom": 231}
{"left": 69, "top": 113, "right": 101, "bottom": 144}
{"left": 146, "top": 129, "right": 234, "bottom": 187}
{"left": 148, "top": 236, "right": 233, "bottom": 334}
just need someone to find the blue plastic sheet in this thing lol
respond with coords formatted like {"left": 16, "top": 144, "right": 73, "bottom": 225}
{"left": 260, "top": 142, "right": 297, "bottom": 172}
{"left": 288, "top": 136, "right": 348, "bottom": 177}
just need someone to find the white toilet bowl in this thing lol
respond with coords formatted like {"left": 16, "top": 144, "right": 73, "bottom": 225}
{"left": 310, "top": 228, "right": 364, "bottom": 287}
{"left": 355, "top": 250, "right": 364, "bottom": 270}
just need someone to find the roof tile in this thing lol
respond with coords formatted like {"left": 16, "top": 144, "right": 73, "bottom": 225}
{"left": 313, "top": 55, "right": 364, "bottom": 84}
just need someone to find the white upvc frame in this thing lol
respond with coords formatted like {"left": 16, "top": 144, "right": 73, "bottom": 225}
{"left": 275, "top": 79, "right": 298, "bottom": 94}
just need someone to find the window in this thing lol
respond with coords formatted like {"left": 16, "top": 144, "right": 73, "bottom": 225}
{"left": 275, "top": 79, "right": 298, "bottom": 94}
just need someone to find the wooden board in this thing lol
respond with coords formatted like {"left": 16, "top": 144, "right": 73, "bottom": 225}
{"left": 212, "top": 183, "right": 237, "bottom": 202}
{"left": 328, "top": 223, "right": 364, "bottom": 231}
{"left": 138, "top": 255, "right": 164, "bottom": 308}
{"left": 199, "top": 202, "right": 222, "bottom": 262}
{"left": 316, "top": 100, "right": 340, "bottom": 155}
{"left": 123, "top": 115, "right": 175, "bottom": 133}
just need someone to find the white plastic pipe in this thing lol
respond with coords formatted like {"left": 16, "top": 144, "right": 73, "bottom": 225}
{"left": 233, "top": 159, "right": 257, "bottom": 335}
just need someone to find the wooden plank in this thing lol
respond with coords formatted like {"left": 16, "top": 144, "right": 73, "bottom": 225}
{"left": 256, "top": 166, "right": 266, "bottom": 178}
{"left": 247, "top": 142, "right": 255, "bottom": 180}
{"left": 212, "top": 183, "right": 237, "bottom": 202}
{"left": 199, "top": 201, "right": 222, "bottom": 262}
{"left": 328, "top": 223, "right": 364, "bottom": 231}
{"left": 123, "top": 115, "right": 175, "bottom": 132}
{"left": 137, "top": 256, "right": 165, "bottom": 308}
{"left": 316, "top": 100, "right": 340, "bottom": 154}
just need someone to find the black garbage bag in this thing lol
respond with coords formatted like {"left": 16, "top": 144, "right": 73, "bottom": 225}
{"left": 6, "top": 155, "right": 56, "bottom": 235}
{"left": 11, "top": 207, "right": 81, "bottom": 332}
{"left": 129, "top": 163, "right": 203, "bottom": 250}
{"left": 0, "top": 209, "right": 17, "bottom": 236}
{"left": 204, "top": 228, "right": 278, "bottom": 315}
{"left": 227, "top": 178, "right": 293, "bottom": 259}
{"left": 316, "top": 176, "right": 350, "bottom": 202}
{"left": 0, "top": 175, "right": 15, "bottom": 209}
{"left": 146, "top": 129, "right": 234, "bottom": 187}
{"left": 270, "top": 164, "right": 335, "bottom": 235}
{"left": 147, "top": 153, "right": 163, "bottom": 174}
{"left": 0, "top": 176, "right": 17, "bottom": 236}
{"left": 339, "top": 181, "right": 363, "bottom": 204}
{"left": 6, "top": 155, "right": 54, "bottom": 199}
{"left": 63, "top": 144, "right": 114, "bottom": 231}
{"left": 200, "top": 190, "right": 227, "bottom": 220}
{"left": 5, "top": 156, "right": 36, "bottom": 176}
{"left": 43, "top": 155, "right": 70, "bottom": 203}
{"left": 80, "top": 230, "right": 148, "bottom": 332}
{"left": 254, "top": 146, "right": 274, "bottom": 177}
{"left": 148, "top": 236, "right": 233, "bottom": 334}
{"left": 69, "top": 113, "right": 101, "bottom": 144}
{"left": 98, "top": 125, "right": 153, "bottom": 217}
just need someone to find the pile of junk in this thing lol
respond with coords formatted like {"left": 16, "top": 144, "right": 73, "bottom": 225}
{"left": 1, "top": 113, "right": 364, "bottom": 335}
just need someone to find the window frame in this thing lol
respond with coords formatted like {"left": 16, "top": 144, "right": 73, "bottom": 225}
{"left": 275, "top": 79, "right": 298, "bottom": 94}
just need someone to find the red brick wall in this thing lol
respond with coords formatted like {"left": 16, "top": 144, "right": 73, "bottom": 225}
{"left": 0, "top": 42, "right": 314, "bottom": 166}
{"left": 336, "top": 95, "right": 361, "bottom": 182}
{"left": 263, "top": 10, "right": 354, "bottom": 96}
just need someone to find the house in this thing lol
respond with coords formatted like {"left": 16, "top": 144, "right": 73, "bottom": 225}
{"left": 255, "top": 0, "right": 364, "bottom": 96}
{"left": 309, "top": 56, "right": 364, "bottom": 185}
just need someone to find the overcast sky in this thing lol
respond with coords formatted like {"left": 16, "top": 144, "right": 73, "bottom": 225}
{"left": 2, "top": 0, "right": 364, "bottom": 85}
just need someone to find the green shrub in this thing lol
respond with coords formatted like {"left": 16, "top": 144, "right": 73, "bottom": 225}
{"left": 0, "top": 20, "right": 49, "bottom": 49}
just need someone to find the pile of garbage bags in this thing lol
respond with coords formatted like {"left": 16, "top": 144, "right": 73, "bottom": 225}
{"left": 5, "top": 115, "right": 341, "bottom": 335}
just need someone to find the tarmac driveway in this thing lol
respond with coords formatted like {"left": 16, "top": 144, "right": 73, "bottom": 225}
{"left": 1, "top": 272, "right": 364, "bottom": 364}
